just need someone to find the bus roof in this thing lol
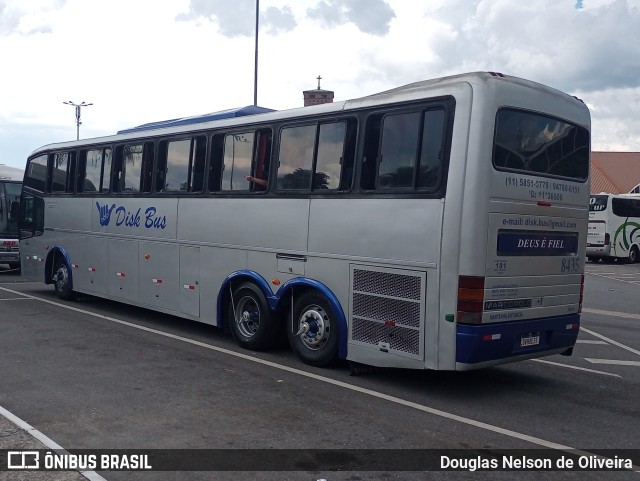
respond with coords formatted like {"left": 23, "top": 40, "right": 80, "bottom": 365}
{"left": 117, "top": 105, "right": 276, "bottom": 134}
{"left": 0, "top": 164, "right": 24, "bottom": 181}
{"left": 28, "top": 71, "right": 585, "bottom": 157}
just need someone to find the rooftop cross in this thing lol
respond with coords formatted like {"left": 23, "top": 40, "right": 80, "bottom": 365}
{"left": 317, "top": 75, "right": 322, "bottom": 89}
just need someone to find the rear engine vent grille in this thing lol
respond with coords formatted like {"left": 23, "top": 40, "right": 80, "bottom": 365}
{"left": 350, "top": 266, "right": 425, "bottom": 359}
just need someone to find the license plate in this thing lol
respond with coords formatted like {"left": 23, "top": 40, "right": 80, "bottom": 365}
{"left": 521, "top": 334, "right": 540, "bottom": 347}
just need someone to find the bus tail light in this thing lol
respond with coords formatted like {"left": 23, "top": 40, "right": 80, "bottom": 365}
{"left": 604, "top": 233, "right": 610, "bottom": 246}
{"left": 457, "top": 276, "right": 485, "bottom": 324}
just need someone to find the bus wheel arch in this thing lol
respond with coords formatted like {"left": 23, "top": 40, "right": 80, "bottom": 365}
{"left": 277, "top": 280, "right": 348, "bottom": 367}
{"left": 222, "top": 272, "right": 281, "bottom": 351}
{"left": 46, "top": 247, "right": 74, "bottom": 300}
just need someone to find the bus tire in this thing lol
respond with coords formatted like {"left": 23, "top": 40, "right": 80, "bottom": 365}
{"left": 288, "top": 291, "right": 338, "bottom": 367}
{"left": 629, "top": 246, "right": 639, "bottom": 264}
{"left": 53, "top": 260, "right": 74, "bottom": 301}
{"left": 228, "top": 282, "right": 279, "bottom": 351}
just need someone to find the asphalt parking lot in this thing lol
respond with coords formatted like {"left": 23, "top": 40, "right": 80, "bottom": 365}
{"left": 1, "top": 261, "right": 639, "bottom": 481}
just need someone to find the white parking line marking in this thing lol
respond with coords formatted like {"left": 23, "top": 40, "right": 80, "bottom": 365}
{"left": 582, "top": 307, "right": 640, "bottom": 320}
{"left": 586, "top": 272, "right": 640, "bottom": 286}
{"left": 0, "top": 405, "right": 107, "bottom": 481}
{"left": 585, "top": 359, "right": 640, "bottom": 367}
{"left": 531, "top": 359, "right": 621, "bottom": 378}
{"left": 0, "top": 297, "right": 33, "bottom": 301}
{"left": 576, "top": 340, "right": 608, "bottom": 345}
{"left": 0, "top": 286, "right": 635, "bottom": 468}
{"left": 581, "top": 327, "right": 640, "bottom": 357}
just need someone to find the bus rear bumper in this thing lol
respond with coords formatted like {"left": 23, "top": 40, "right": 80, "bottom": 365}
{"left": 455, "top": 314, "right": 580, "bottom": 369}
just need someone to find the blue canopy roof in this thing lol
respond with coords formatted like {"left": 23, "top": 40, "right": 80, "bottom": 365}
{"left": 117, "top": 105, "right": 275, "bottom": 134}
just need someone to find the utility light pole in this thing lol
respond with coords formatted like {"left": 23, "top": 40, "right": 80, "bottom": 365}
{"left": 63, "top": 100, "right": 93, "bottom": 140}
{"left": 254, "top": 0, "right": 259, "bottom": 106}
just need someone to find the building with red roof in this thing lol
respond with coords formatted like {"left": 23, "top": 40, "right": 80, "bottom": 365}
{"left": 590, "top": 152, "right": 640, "bottom": 194}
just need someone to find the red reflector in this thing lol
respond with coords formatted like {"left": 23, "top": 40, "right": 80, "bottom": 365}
{"left": 2, "top": 241, "right": 16, "bottom": 246}
{"left": 537, "top": 201, "right": 552, "bottom": 207}
{"left": 482, "top": 334, "right": 501, "bottom": 341}
{"left": 384, "top": 320, "right": 396, "bottom": 327}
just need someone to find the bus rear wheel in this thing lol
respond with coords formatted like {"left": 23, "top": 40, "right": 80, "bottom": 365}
{"left": 629, "top": 246, "right": 639, "bottom": 264}
{"left": 228, "top": 282, "right": 280, "bottom": 351}
{"left": 288, "top": 291, "right": 338, "bottom": 367}
{"left": 53, "top": 260, "right": 74, "bottom": 300}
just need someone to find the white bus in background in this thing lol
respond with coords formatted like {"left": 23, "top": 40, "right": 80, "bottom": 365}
{"left": 19, "top": 72, "right": 590, "bottom": 371}
{"left": 587, "top": 194, "right": 640, "bottom": 263}
{"left": 0, "top": 164, "right": 23, "bottom": 270}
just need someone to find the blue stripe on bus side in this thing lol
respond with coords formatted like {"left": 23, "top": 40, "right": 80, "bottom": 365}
{"left": 455, "top": 314, "right": 580, "bottom": 364}
{"left": 217, "top": 271, "right": 348, "bottom": 360}
{"left": 45, "top": 246, "right": 73, "bottom": 290}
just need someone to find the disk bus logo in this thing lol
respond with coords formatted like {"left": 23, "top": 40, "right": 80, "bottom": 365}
{"left": 7, "top": 451, "right": 39, "bottom": 469}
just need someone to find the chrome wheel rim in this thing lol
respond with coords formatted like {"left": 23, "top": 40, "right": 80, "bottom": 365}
{"left": 235, "top": 295, "right": 261, "bottom": 338}
{"left": 296, "top": 305, "right": 330, "bottom": 351}
{"left": 54, "top": 265, "right": 68, "bottom": 292}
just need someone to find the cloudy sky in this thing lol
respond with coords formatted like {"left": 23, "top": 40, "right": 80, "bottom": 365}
{"left": 1, "top": 0, "right": 639, "bottom": 170}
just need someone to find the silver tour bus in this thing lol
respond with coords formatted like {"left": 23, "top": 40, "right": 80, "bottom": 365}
{"left": 20, "top": 72, "right": 590, "bottom": 370}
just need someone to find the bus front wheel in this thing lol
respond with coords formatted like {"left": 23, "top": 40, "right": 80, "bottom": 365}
{"left": 53, "top": 260, "right": 74, "bottom": 301}
{"left": 227, "top": 282, "right": 280, "bottom": 351}
{"left": 288, "top": 291, "right": 338, "bottom": 367}
{"left": 629, "top": 246, "right": 639, "bottom": 264}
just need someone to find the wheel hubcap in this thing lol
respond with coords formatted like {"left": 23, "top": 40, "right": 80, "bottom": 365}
{"left": 236, "top": 296, "right": 260, "bottom": 338}
{"left": 296, "top": 305, "right": 330, "bottom": 351}
{"left": 54, "top": 266, "right": 68, "bottom": 291}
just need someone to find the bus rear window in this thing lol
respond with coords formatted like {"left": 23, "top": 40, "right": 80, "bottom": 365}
{"left": 492, "top": 108, "right": 589, "bottom": 181}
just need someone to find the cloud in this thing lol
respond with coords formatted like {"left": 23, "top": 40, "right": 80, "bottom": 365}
{"left": 578, "top": 86, "right": 640, "bottom": 151}
{"left": 178, "top": 0, "right": 296, "bottom": 37}
{"left": 307, "top": 0, "right": 395, "bottom": 36}
{"left": 263, "top": 6, "right": 296, "bottom": 35}
{"left": 422, "top": 0, "right": 640, "bottom": 92}
{"left": 0, "top": 0, "right": 65, "bottom": 35}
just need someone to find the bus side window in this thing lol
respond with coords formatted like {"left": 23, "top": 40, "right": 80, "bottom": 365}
{"left": 222, "top": 132, "right": 255, "bottom": 191}
{"left": 313, "top": 121, "right": 346, "bottom": 190}
{"left": 113, "top": 146, "right": 125, "bottom": 193}
{"left": 123, "top": 145, "right": 142, "bottom": 192}
{"left": 190, "top": 136, "right": 207, "bottom": 192}
{"left": 101, "top": 148, "right": 112, "bottom": 193}
{"left": 418, "top": 109, "right": 446, "bottom": 190}
{"left": 157, "top": 136, "right": 206, "bottom": 193}
{"left": 277, "top": 125, "right": 315, "bottom": 190}
{"left": 208, "top": 134, "right": 224, "bottom": 192}
{"left": 119, "top": 143, "right": 153, "bottom": 193}
{"left": 338, "top": 120, "right": 357, "bottom": 191}
{"left": 141, "top": 143, "right": 154, "bottom": 193}
{"left": 159, "top": 139, "right": 189, "bottom": 192}
{"left": 24, "top": 154, "right": 48, "bottom": 193}
{"left": 251, "top": 129, "right": 272, "bottom": 191}
{"left": 361, "top": 115, "right": 382, "bottom": 190}
{"left": 51, "top": 152, "right": 74, "bottom": 193}
{"left": 78, "top": 149, "right": 102, "bottom": 193}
